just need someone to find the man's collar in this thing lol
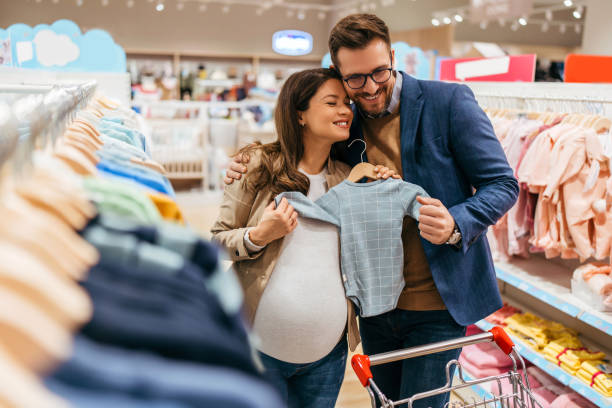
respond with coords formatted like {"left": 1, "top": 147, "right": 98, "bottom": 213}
{"left": 360, "top": 71, "right": 402, "bottom": 119}
{"left": 387, "top": 71, "right": 402, "bottom": 115}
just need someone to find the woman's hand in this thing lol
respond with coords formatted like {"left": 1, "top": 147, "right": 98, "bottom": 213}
{"left": 374, "top": 165, "right": 402, "bottom": 180}
{"left": 249, "top": 198, "right": 298, "bottom": 246}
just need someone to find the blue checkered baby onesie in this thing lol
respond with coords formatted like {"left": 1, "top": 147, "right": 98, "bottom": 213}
{"left": 275, "top": 178, "right": 429, "bottom": 317}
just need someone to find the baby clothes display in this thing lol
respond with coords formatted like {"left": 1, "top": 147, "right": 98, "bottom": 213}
{"left": 459, "top": 326, "right": 599, "bottom": 408}
{"left": 276, "top": 178, "right": 428, "bottom": 317}
{"left": 486, "top": 111, "right": 612, "bottom": 262}
{"left": 0, "top": 89, "right": 282, "bottom": 408}
{"left": 503, "top": 312, "right": 578, "bottom": 351}
{"left": 576, "top": 360, "right": 612, "bottom": 397}
{"left": 571, "top": 262, "right": 612, "bottom": 311}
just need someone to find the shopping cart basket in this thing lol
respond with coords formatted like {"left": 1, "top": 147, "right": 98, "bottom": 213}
{"left": 351, "top": 326, "right": 543, "bottom": 408}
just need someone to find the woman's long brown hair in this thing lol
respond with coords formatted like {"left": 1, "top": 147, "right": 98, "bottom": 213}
{"left": 238, "top": 68, "right": 342, "bottom": 196}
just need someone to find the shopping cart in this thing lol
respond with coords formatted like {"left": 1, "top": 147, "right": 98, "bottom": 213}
{"left": 351, "top": 326, "right": 543, "bottom": 408}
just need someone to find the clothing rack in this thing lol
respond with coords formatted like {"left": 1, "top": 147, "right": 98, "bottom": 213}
{"left": 460, "top": 81, "right": 612, "bottom": 407}
{"left": 466, "top": 82, "right": 612, "bottom": 118}
{"left": 0, "top": 81, "right": 97, "bottom": 167}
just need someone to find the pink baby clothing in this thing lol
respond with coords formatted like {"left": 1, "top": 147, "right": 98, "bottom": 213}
{"left": 550, "top": 392, "right": 598, "bottom": 408}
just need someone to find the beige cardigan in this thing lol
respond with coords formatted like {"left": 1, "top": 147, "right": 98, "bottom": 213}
{"left": 211, "top": 152, "right": 360, "bottom": 352}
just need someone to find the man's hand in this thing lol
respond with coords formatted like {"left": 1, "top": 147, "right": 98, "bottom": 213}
{"left": 224, "top": 153, "right": 250, "bottom": 185}
{"left": 249, "top": 198, "right": 298, "bottom": 246}
{"left": 374, "top": 165, "right": 402, "bottom": 180}
{"left": 416, "top": 196, "right": 455, "bottom": 245}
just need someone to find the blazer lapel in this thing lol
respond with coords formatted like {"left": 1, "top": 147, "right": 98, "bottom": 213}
{"left": 399, "top": 72, "right": 424, "bottom": 184}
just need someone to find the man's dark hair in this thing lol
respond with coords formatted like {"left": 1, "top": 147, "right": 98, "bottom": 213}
{"left": 328, "top": 13, "right": 391, "bottom": 71}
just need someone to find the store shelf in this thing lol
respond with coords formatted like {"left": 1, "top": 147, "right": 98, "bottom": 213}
{"left": 195, "top": 79, "right": 241, "bottom": 88}
{"left": 475, "top": 320, "right": 612, "bottom": 407}
{"left": 495, "top": 258, "right": 612, "bottom": 336}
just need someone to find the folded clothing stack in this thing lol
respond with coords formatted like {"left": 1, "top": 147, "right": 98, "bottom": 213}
{"left": 542, "top": 338, "right": 605, "bottom": 375}
{"left": 504, "top": 313, "right": 578, "bottom": 350}
{"left": 459, "top": 340, "right": 516, "bottom": 378}
{"left": 485, "top": 303, "right": 522, "bottom": 326}
{"left": 497, "top": 366, "right": 597, "bottom": 408}
{"left": 571, "top": 263, "right": 612, "bottom": 312}
{"left": 576, "top": 360, "right": 612, "bottom": 397}
{"left": 549, "top": 392, "right": 598, "bottom": 408}
{"left": 460, "top": 326, "right": 600, "bottom": 407}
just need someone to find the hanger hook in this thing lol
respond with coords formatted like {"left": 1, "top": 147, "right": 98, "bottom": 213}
{"left": 348, "top": 138, "right": 367, "bottom": 163}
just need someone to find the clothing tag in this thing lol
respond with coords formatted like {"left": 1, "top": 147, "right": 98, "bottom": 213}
{"left": 583, "top": 160, "right": 600, "bottom": 193}
{"left": 598, "top": 362, "right": 612, "bottom": 375}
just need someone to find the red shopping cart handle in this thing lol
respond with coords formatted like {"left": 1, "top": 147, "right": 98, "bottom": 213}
{"left": 489, "top": 326, "right": 514, "bottom": 355}
{"left": 351, "top": 354, "right": 373, "bottom": 387}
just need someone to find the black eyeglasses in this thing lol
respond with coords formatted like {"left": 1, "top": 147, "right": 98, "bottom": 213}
{"left": 342, "top": 67, "right": 393, "bottom": 90}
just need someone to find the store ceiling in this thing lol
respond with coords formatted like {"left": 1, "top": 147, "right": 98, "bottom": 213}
{"left": 2, "top": 0, "right": 585, "bottom": 52}
{"left": 362, "top": 0, "right": 584, "bottom": 47}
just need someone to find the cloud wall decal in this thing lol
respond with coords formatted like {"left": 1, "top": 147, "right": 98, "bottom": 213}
{"left": 0, "top": 19, "right": 125, "bottom": 72}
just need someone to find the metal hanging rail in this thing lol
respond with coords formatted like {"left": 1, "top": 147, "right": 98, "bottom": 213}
{"left": 0, "top": 81, "right": 98, "bottom": 168}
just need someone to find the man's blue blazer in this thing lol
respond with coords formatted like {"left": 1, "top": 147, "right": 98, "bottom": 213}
{"left": 335, "top": 72, "right": 519, "bottom": 326}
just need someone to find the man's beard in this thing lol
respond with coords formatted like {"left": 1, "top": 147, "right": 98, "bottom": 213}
{"left": 353, "top": 85, "right": 393, "bottom": 118}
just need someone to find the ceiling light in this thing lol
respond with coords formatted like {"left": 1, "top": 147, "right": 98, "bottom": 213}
{"left": 560, "top": 23, "right": 566, "bottom": 33}
{"left": 222, "top": 4, "right": 230, "bottom": 13}
{"left": 541, "top": 21, "right": 549, "bottom": 32}
{"left": 545, "top": 9, "right": 553, "bottom": 21}
{"left": 176, "top": 2, "right": 184, "bottom": 10}
{"left": 443, "top": 16, "right": 452, "bottom": 24}
{"left": 318, "top": 11, "right": 326, "bottom": 20}
{"left": 199, "top": 4, "right": 207, "bottom": 12}
{"left": 297, "top": 10, "right": 306, "bottom": 20}
{"left": 431, "top": 18, "right": 440, "bottom": 26}
{"left": 76, "top": 0, "right": 83, "bottom": 5}
{"left": 518, "top": 17, "right": 527, "bottom": 26}
{"left": 454, "top": 14, "right": 463, "bottom": 23}
{"left": 155, "top": 2, "right": 164, "bottom": 11}
{"left": 101, "top": 0, "right": 109, "bottom": 6}
{"left": 573, "top": 7, "right": 582, "bottom": 18}
{"left": 480, "top": 20, "right": 488, "bottom": 29}
{"left": 564, "top": 0, "right": 573, "bottom": 7}
{"left": 575, "top": 24, "right": 581, "bottom": 33}
{"left": 126, "top": 0, "right": 134, "bottom": 7}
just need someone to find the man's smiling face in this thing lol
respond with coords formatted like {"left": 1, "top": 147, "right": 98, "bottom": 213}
{"left": 334, "top": 38, "right": 395, "bottom": 117}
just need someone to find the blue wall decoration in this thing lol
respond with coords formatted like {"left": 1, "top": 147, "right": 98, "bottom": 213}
{"left": 322, "top": 42, "right": 433, "bottom": 80}
{"left": 0, "top": 19, "right": 125, "bottom": 72}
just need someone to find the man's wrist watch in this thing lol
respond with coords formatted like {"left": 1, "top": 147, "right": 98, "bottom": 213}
{"left": 446, "top": 224, "right": 462, "bottom": 246}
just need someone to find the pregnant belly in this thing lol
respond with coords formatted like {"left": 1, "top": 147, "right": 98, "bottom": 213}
{"left": 253, "top": 264, "right": 347, "bottom": 364}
